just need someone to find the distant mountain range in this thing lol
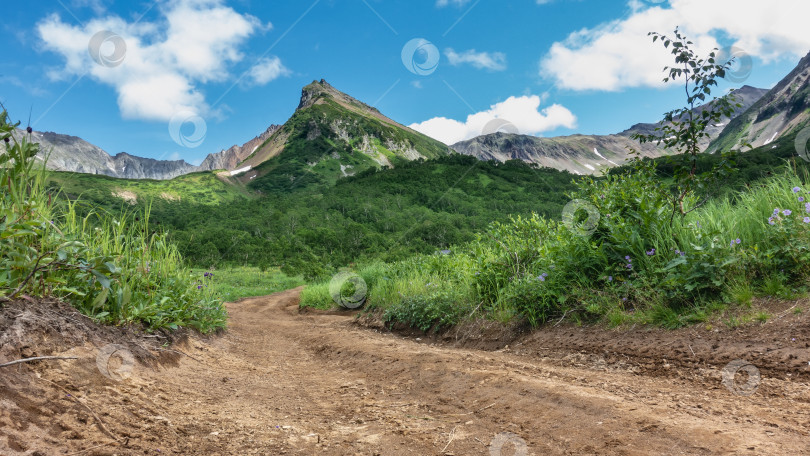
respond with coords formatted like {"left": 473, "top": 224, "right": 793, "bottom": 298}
{"left": 7, "top": 124, "right": 282, "bottom": 180}
{"left": 450, "top": 85, "right": 768, "bottom": 175}
{"left": 5, "top": 49, "right": 810, "bottom": 180}
{"left": 6, "top": 79, "right": 449, "bottom": 181}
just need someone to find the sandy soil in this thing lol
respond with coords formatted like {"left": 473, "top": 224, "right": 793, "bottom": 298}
{"left": 1, "top": 289, "right": 809, "bottom": 455}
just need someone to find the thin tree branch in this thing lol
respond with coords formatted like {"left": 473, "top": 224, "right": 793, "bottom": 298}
{"left": 0, "top": 356, "right": 78, "bottom": 368}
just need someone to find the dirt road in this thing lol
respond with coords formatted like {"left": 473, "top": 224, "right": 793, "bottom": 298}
{"left": 2, "top": 288, "right": 810, "bottom": 455}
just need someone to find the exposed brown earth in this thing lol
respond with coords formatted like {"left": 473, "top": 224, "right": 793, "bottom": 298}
{"left": 1, "top": 289, "right": 809, "bottom": 455}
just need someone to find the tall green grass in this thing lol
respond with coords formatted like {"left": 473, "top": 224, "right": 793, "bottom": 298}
{"left": 192, "top": 266, "right": 304, "bottom": 302}
{"left": 0, "top": 111, "right": 226, "bottom": 333}
{"left": 301, "top": 162, "right": 810, "bottom": 331}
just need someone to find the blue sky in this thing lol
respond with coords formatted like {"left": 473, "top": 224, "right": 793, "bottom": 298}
{"left": 1, "top": 0, "right": 808, "bottom": 165}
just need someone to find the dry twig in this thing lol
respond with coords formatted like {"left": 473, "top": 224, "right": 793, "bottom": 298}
{"left": 0, "top": 356, "right": 77, "bottom": 368}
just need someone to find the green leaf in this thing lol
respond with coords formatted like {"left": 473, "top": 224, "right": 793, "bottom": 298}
{"left": 55, "top": 287, "right": 85, "bottom": 297}
{"left": 91, "top": 270, "right": 111, "bottom": 289}
{"left": 92, "top": 288, "right": 109, "bottom": 310}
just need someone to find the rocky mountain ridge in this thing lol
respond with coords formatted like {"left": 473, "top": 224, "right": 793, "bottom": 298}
{"left": 451, "top": 85, "right": 769, "bottom": 175}
{"left": 708, "top": 50, "right": 810, "bottom": 153}
{"left": 6, "top": 125, "right": 280, "bottom": 180}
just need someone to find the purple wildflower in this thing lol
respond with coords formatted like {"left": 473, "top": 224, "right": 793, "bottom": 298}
{"left": 794, "top": 187, "right": 802, "bottom": 193}
{"left": 774, "top": 208, "right": 781, "bottom": 216}
{"left": 26, "top": 126, "right": 32, "bottom": 134}
{"left": 769, "top": 217, "right": 776, "bottom": 225}
{"left": 804, "top": 217, "right": 810, "bottom": 224}
{"left": 646, "top": 248, "right": 656, "bottom": 256}
{"left": 735, "top": 238, "right": 741, "bottom": 244}
{"left": 197, "top": 285, "right": 202, "bottom": 289}
{"left": 608, "top": 276, "right": 613, "bottom": 282}
{"left": 537, "top": 272, "right": 548, "bottom": 282}
{"left": 800, "top": 197, "right": 805, "bottom": 203}
{"left": 784, "top": 209, "right": 792, "bottom": 216}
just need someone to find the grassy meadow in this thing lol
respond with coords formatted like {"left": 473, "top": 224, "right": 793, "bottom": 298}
{"left": 301, "top": 160, "right": 810, "bottom": 331}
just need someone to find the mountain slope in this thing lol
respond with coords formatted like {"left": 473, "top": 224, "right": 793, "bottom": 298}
{"left": 708, "top": 51, "right": 810, "bottom": 153}
{"left": 199, "top": 124, "right": 281, "bottom": 172}
{"left": 452, "top": 86, "right": 767, "bottom": 175}
{"left": 622, "top": 85, "right": 769, "bottom": 149}
{"left": 4, "top": 125, "right": 281, "bottom": 180}
{"left": 239, "top": 80, "right": 452, "bottom": 191}
{"left": 47, "top": 170, "right": 248, "bottom": 207}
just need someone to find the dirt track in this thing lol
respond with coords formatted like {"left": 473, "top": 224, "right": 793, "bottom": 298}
{"left": 2, "top": 288, "right": 810, "bottom": 455}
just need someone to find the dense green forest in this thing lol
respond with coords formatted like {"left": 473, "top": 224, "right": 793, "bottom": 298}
{"left": 47, "top": 129, "right": 808, "bottom": 284}
{"left": 50, "top": 155, "right": 578, "bottom": 277}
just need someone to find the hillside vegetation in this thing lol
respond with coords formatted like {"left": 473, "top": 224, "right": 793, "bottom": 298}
{"left": 0, "top": 112, "right": 226, "bottom": 333}
{"left": 304, "top": 154, "right": 810, "bottom": 331}
{"left": 56, "top": 154, "right": 580, "bottom": 277}
{"left": 48, "top": 170, "right": 249, "bottom": 207}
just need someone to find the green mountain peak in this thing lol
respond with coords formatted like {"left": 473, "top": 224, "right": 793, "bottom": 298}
{"left": 235, "top": 80, "right": 452, "bottom": 192}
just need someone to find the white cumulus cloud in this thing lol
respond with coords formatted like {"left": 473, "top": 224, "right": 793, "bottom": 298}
{"left": 409, "top": 95, "right": 577, "bottom": 145}
{"left": 541, "top": 0, "right": 810, "bottom": 91}
{"left": 445, "top": 48, "right": 506, "bottom": 71}
{"left": 247, "top": 56, "right": 290, "bottom": 86}
{"left": 37, "top": 0, "right": 283, "bottom": 122}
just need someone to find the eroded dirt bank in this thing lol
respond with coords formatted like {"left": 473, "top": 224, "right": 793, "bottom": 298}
{"left": 1, "top": 289, "right": 809, "bottom": 455}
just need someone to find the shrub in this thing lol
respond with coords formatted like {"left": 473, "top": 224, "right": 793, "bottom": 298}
{"left": 382, "top": 287, "right": 471, "bottom": 332}
{"left": 0, "top": 111, "right": 225, "bottom": 333}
